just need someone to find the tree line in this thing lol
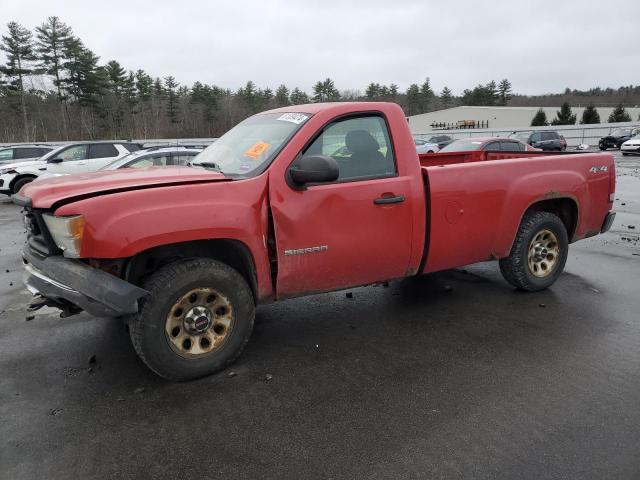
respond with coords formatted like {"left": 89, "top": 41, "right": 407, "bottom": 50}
{"left": 0, "top": 17, "right": 637, "bottom": 143}
{"left": 530, "top": 102, "right": 634, "bottom": 126}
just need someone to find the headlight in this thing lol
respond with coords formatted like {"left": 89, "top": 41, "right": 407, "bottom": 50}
{"left": 42, "top": 214, "right": 85, "bottom": 258}
{"left": 0, "top": 168, "right": 16, "bottom": 175}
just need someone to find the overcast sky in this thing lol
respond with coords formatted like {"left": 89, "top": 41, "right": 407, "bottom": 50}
{"left": 2, "top": 0, "right": 638, "bottom": 96}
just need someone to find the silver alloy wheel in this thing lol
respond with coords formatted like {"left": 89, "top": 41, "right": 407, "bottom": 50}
{"left": 164, "top": 287, "right": 234, "bottom": 358}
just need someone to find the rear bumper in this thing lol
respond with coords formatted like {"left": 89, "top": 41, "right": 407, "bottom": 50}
{"left": 601, "top": 211, "right": 616, "bottom": 233}
{"left": 23, "top": 247, "right": 148, "bottom": 317}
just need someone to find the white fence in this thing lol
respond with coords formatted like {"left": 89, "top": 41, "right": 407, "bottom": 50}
{"left": 413, "top": 121, "right": 640, "bottom": 147}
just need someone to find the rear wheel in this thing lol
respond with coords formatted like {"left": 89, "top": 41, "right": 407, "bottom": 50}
{"left": 12, "top": 176, "right": 35, "bottom": 195}
{"left": 128, "top": 258, "right": 255, "bottom": 380}
{"left": 499, "top": 212, "right": 568, "bottom": 291}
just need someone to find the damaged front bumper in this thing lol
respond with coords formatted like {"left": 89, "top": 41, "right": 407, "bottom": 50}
{"left": 23, "top": 247, "right": 148, "bottom": 318}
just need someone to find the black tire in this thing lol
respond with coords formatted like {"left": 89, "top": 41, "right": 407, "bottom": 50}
{"left": 499, "top": 211, "right": 568, "bottom": 292}
{"left": 622, "top": 152, "right": 629, "bottom": 156}
{"left": 12, "top": 176, "right": 35, "bottom": 195}
{"left": 599, "top": 143, "right": 607, "bottom": 151}
{"left": 128, "top": 258, "right": 255, "bottom": 381}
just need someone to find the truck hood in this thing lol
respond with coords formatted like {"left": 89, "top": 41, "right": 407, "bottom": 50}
{"left": 18, "top": 166, "right": 228, "bottom": 209}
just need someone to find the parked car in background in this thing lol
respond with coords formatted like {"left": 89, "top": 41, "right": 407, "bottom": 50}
{"left": 0, "top": 141, "right": 141, "bottom": 196}
{"left": 425, "top": 134, "right": 453, "bottom": 149}
{"left": 414, "top": 138, "right": 439, "bottom": 154}
{"left": 46, "top": 141, "right": 142, "bottom": 174}
{"left": 621, "top": 132, "right": 640, "bottom": 156}
{"left": 439, "top": 137, "right": 538, "bottom": 153}
{"left": 514, "top": 131, "right": 566, "bottom": 151}
{"left": 0, "top": 145, "right": 53, "bottom": 165}
{"left": 599, "top": 127, "right": 640, "bottom": 150}
{"left": 104, "top": 145, "right": 205, "bottom": 169}
{"left": 35, "top": 146, "right": 206, "bottom": 182}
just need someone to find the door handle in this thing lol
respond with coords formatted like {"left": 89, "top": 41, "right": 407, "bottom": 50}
{"left": 374, "top": 195, "right": 405, "bottom": 205}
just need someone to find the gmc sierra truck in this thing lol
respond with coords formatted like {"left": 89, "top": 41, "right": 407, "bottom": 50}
{"left": 14, "top": 102, "right": 616, "bottom": 380}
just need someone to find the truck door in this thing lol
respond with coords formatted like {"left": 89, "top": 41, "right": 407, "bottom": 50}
{"left": 269, "top": 114, "right": 415, "bottom": 297}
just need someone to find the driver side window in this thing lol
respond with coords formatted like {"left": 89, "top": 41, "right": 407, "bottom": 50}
{"left": 303, "top": 115, "right": 396, "bottom": 181}
{"left": 58, "top": 145, "right": 88, "bottom": 161}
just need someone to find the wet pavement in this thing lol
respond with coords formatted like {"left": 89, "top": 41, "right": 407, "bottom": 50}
{"left": 1, "top": 152, "right": 639, "bottom": 479}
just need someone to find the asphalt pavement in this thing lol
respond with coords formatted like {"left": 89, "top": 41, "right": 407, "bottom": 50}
{"left": 1, "top": 151, "right": 639, "bottom": 479}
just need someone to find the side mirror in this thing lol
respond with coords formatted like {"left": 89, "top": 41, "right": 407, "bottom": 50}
{"left": 48, "top": 157, "right": 63, "bottom": 163}
{"left": 288, "top": 155, "right": 339, "bottom": 188}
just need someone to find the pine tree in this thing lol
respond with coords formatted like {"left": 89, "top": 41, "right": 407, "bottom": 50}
{"left": 389, "top": 84, "right": 398, "bottom": 99}
{"left": 0, "top": 22, "right": 36, "bottom": 141}
{"left": 440, "top": 86, "right": 453, "bottom": 109}
{"left": 485, "top": 80, "right": 497, "bottom": 106}
{"left": 289, "top": 87, "right": 309, "bottom": 105}
{"left": 551, "top": 102, "right": 576, "bottom": 125}
{"left": 274, "top": 84, "right": 290, "bottom": 106}
{"left": 419, "top": 77, "right": 434, "bottom": 112}
{"left": 105, "top": 60, "right": 127, "bottom": 94}
{"left": 62, "top": 37, "right": 102, "bottom": 106}
{"left": 498, "top": 79, "right": 512, "bottom": 106}
{"left": 531, "top": 108, "right": 548, "bottom": 126}
{"left": 164, "top": 76, "right": 179, "bottom": 125}
{"left": 608, "top": 103, "right": 631, "bottom": 123}
{"left": 580, "top": 103, "right": 600, "bottom": 124}
{"left": 35, "top": 17, "right": 73, "bottom": 102}
{"left": 365, "top": 82, "right": 381, "bottom": 100}
{"left": 135, "top": 69, "right": 153, "bottom": 101}
{"left": 405, "top": 83, "right": 421, "bottom": 116}
{"left": 312, "top": 78, "right": 340, "bottom": 102}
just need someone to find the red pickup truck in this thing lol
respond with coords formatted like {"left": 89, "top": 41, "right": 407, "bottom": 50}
{"left": 15, "top": 102, "right": 616, "bottom": 380}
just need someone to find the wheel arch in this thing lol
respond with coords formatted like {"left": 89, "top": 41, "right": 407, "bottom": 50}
{"left": 10, "top": 174, "right": 37, "bottom": 194}
{"left": 125, "top": 239, "right": 259, "bottom": 303}
{"left": 523, "top": 197, "right": 579, "bottom": 241}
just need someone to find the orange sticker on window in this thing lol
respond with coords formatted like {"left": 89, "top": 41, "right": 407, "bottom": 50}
{"left": 244, "top": 141, "right": 271, "bottom": 160}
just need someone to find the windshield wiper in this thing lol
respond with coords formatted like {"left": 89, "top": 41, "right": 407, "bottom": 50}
{"left": 192, "top": 161, "right": 221, "bottom": 172}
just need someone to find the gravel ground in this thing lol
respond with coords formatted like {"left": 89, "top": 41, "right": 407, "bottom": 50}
{"left": 1, "top": 151, "right": 639, "bottom": 480}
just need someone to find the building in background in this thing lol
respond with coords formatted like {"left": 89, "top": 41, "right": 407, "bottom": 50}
{"left": 408, "top": 106, "right": 640, "bottom": 133}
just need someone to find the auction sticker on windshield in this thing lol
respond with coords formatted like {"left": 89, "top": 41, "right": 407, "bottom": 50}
{"left": 277, "top": 113, "right": 309, "bottom": 124}
{"left": 244, "top": 141, "right": 271, "bottom": 160}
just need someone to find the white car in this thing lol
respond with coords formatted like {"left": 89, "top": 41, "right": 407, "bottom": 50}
{"left": 35, "top": 146, "right": 206, "bottom": 182}
{"left": 0, "top": 141, "right": 141, "bottom": 196}
{"left": 414, "top": 138, "right": 440, "bottom": 154}
{"left": 621, "top": 133, "right": 640, "bottom": 156}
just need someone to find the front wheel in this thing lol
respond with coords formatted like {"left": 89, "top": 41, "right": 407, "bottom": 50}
{"left": 128, "top": 258, "right": 255, "bottom": 380}
{"left": 599, "top": 143, "right": 607, "bottom": 151}
{"left": 499, "top": 211, "right": 568, "bottom": 291}
{"left": 12, "top": 176, "right": 35, "bottom": 195}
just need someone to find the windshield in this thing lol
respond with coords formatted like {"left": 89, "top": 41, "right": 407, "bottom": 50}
{"left": 439, "top": 139, "right": 484, "bottom": 152}
{"left": 509, "top": 132, "right": 531, "bottom": 142}
{"left": 192, "top": 112, "right": 310, "bottom": 175}
{"left": 611, "top": 128, "right": 631, "bottom": 137}
{"left": 101, "top": 152, "right": 138, "bottom": 169}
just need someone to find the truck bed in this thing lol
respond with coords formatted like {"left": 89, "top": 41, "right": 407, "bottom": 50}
{"left": 420, "top": 152, "right": 614, "bottom": 273}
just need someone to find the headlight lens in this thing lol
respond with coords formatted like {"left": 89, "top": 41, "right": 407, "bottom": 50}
{"left": 42, "top": 214, "right": 85, "bottom": 257}
{"left": 0, "top": 168, "right": 15, "bottom": 175}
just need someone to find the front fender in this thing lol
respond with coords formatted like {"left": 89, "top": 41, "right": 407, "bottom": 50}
{"left": 54, "top": 175, "right": 273, "bottom": 299}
